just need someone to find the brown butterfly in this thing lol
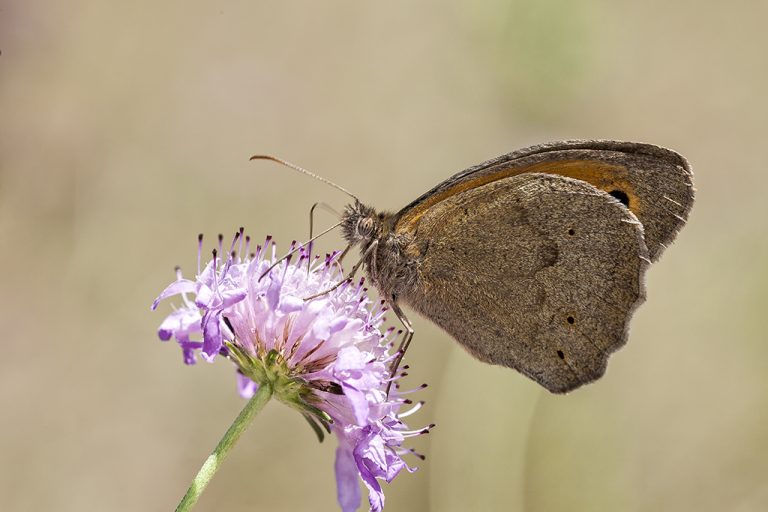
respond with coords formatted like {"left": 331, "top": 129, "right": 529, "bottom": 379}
{"left": 253, "top": 140, "right": 694, "bottom": 393}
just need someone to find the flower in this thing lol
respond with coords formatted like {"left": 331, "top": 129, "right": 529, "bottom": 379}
{"left": 152, "top": 230, "right": 431, "bottom": 512}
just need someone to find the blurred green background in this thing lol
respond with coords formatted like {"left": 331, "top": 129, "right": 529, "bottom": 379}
{"left": 2, "top": 1, "right": 766, "bottom": 511}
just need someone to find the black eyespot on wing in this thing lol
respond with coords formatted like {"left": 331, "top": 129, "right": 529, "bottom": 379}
{"left": 567, "top": 228, "right": 576, "bottom": 236}
{"left": 557, "top": 350, "right": 565, "bottom": 359}
{"left": 566, "top": 316, "right": 575, "bottom": 324}
{"left": 609, "top": 190, "right": 630, "bottom": 207}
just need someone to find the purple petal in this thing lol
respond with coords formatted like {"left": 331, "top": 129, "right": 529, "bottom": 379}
{"left": 265, "top": 275, "right": 283, "bottom": 309}
{"left": 354, "top": 434, "right": 386, "bottom": 512}
{"left": 237, "top": 373, "right": 258, "bottom": 399}
{"left": 342, "top": 385, "right": 370, "bottom": 426}
{"left": 195, "top": 284, "right": 214, "bottom": 308}
{"left": 220, "top": 288, "right": 247, "bottom": 308}
{"left": 157, "top": 308, "right": 200, "bottom": 341}
{"left": 335, "top": 346, "right": 366, "bottom": 371}
{"left": 359, "top": 431, "right": 388, "bottom": 475}
{"left": 311, "top": 315, "right": 332, "bottom": 340}
{"left": 335, "top": 440, "right": 361, "bottom": 512}
{"left": 384, "top": 455, "right": 406, "bottom": 483}
{"left": 197, "top": 260, "right": 217, "bottom": 286}
{"left": 365, "top": 486, "right": 384, "bottom": 512}
{"left": 332, "top": 318, "right": 367, "bottom": 346}
{"left": 201, "top": 311, "right": 222, "bottom": 361}
{"left": 358, "top": 464, "right": 384, "bottom": 512}
{"left": 329, "top": 316, "right": 349, "bottom": 334}
{"left": 151, "top": 279, "right": 197, "bottom": 310}
{"left": 179, "top": 340, "right": 203, "bottom": 365}
{"left": 279, "top": 294, "right": 304, "bottom": 313}
{"left": 183, "top": 348, "right": 197, "bottom": 365}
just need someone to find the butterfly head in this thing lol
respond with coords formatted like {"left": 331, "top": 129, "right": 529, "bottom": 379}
{"left": 341, "top": 200, "right": 383, "bottom": 247}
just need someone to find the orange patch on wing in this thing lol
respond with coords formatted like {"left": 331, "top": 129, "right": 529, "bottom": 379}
{"left": 395, "top": 159, "right": 640, "bottom": 233}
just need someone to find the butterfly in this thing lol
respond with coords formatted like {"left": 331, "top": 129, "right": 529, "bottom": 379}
{"left": 254, "top": 140, "right": 695, "bottom": 393}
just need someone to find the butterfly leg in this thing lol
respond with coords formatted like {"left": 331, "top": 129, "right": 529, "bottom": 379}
{"left": 386, "top": 300, "right": 414, "bottom": 396}
{"left": 307, "top": 201, "right": 342, "bottom": 273}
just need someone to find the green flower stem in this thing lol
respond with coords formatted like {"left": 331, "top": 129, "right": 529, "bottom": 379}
{"left": 175, "top": 382, "right": 274, "bottom": 512}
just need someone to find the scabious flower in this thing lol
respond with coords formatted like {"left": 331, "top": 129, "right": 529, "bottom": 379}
{"left": 152, "top": 229, "right": 430, "bottom": 512}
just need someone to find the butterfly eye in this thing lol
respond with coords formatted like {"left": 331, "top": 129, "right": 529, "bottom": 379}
{"left": 357, "top": 217, "right": 375, "bottom": 237}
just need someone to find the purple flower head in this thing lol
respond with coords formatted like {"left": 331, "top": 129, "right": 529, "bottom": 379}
{"left": 153, "top": 230, "right": 431, "bottom": 512}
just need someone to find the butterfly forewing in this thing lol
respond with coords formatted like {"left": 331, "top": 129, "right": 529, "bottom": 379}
{"left": 395, "top": 140, "right": 693, "bottom": 261}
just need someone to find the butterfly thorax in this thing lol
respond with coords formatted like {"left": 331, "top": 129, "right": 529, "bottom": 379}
{"left": 340, "top": 201, "right": 419, "bottom": 300}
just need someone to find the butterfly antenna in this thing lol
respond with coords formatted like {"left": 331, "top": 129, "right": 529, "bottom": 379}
{"left": 250, "top": 155, "right": 359, "bottom": 203}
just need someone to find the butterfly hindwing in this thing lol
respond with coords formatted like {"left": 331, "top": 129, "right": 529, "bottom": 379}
{"left": 399, "top": 173, "right": 649, "bottom": 393}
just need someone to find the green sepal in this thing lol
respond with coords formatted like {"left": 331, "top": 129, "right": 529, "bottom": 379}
{"left": 302, "top": 414, "right": 326, "bottom": 443}
{"left": 298, "top": 401, "right": 333, "bottom": 430}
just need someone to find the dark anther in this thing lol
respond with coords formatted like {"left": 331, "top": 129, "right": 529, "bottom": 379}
{"left": 326, "top": 382, "right": 344, "bottom": 395}
{"left": 557, "top": 350, "right": 565, "bottom": 359}
{"left": 609, "top": 190, "right": 630, "bottom": 206}
{"left": 313, "top": 381, "right": 344, "bottom": 395}
{"left": 223, "top": 316, "right": 235, "bottom": 333}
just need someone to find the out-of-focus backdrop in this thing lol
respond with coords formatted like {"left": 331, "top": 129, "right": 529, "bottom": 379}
{"left": 2, "top": 1, "right": 766, "bottom": 511}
